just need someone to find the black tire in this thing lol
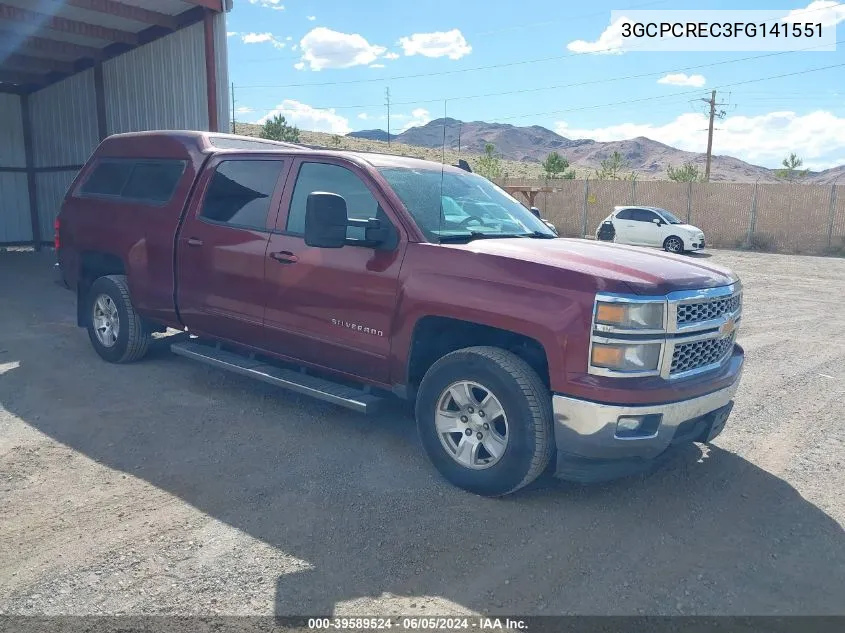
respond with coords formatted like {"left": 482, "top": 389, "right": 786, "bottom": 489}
{"left": 86, "top": 274, "right": 151, "bottom": 363}
{"left": 663, "top": 235, "right": 685, "bottom": 254}
{"left": 415, "top": 346, "right": 554, "bottom": 497}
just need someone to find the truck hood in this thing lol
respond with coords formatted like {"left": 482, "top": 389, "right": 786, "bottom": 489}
{"left": 449, "top": 237, "right": 737, "bottom": 295}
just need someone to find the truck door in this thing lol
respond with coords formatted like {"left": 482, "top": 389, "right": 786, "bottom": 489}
{"left": 176, "top": 155, "right": 289, "bottom": 344}
{"left": 262, "top": 158, "right": 406, "bottom": 384}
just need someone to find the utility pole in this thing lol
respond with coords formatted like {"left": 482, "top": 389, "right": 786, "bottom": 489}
{"left": 457, "top": 121, "right": 461, "bottom": 153}
{"left": 385, "top": 87, "right": 391, "bottom": 146}
{"left": 231, "top": 82, "right": 236, "bottom": 133}
{"left": 700, "top": 89, "right": 727, "bottom": 182}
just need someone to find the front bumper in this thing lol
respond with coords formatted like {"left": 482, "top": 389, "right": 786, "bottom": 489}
{"left": 551, "top": 374, "right": 741, "bottom": 483}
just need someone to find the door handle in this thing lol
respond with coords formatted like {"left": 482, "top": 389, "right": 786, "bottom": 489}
{"left": 269, "top": 251, "right": 298, "bottom": 264}
{"left": 186, "top": 237, "right": 204, "bottom": 247}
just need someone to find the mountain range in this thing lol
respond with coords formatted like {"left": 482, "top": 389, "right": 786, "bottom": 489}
{"left": 348, "top": 118, "right": 844, "bottom": 184}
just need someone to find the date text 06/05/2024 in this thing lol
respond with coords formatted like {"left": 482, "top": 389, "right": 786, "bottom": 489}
{"left": 306, "top": 617, "right": 529, "bottom": 630}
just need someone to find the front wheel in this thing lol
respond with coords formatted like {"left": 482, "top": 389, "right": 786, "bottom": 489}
{"left": 415, "top": 346, "right": 554, "bottom": 497}
{"left": 86, "top": 275, "right": 151, "bottom": 363}
{"left": 663, "top": 235, "right": 685, "bottom": 254}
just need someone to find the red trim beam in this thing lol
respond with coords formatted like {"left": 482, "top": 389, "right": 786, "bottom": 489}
{"left": 181, "top": 0, "right": 224, "bottom": 12}
{"left": 0, "top": 3, "right": 139, "bottom": 45}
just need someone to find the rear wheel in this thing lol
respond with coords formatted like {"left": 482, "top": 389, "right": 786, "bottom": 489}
{"left": 663, "top": 235, "right": 685, "bottom": 253}
{"left": 415, "top": 346, "right": 554, "bottom": 497}
{"left": 86, "top": 275, "right": 151, "bottom": 363}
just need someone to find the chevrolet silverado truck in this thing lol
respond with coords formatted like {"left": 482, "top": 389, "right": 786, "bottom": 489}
{"left": 56, "top": 131, "right": 744, "bottom": 497}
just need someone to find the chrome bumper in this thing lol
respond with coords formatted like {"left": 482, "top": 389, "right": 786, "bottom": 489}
{"left": 551, "top": 376, "right": 741, "bottom": 481}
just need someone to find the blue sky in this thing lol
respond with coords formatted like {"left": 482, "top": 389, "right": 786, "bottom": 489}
{"left": 225, "top": 0, "right": 845, "bottom": 169}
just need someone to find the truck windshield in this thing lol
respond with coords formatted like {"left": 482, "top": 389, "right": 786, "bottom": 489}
{"left": 378, "top": 167, "right": 556, "bottom": 242}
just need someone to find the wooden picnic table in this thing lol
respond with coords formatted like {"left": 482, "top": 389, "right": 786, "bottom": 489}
{"left": 502, "top": 185, "right": 561, "bottom": 207}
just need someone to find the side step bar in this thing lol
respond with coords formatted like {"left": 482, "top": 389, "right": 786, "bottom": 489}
{"left": 170, "top": 340, "right": 383, "bottom": 414}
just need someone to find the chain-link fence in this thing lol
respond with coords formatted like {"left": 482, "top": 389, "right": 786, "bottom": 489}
{"left": 497, "top": 178, "right": 845, "bottom": 255}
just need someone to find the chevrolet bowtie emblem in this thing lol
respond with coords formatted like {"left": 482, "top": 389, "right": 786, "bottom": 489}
{"left": 720, "top": 318, "right": 736, "bottom": 336}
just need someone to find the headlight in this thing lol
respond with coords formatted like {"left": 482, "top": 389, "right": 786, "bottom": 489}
{"left": 591, "top": 342, "right": 662, "bottom": 372}
{"left": 595, "top": 301, "right": 664, "bottom": 330}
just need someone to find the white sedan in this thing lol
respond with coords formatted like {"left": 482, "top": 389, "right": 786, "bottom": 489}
{"left": 596, "top": 206, "right": 705, "bottom": 254}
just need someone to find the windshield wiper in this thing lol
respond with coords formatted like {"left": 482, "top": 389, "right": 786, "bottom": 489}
{"left": 438, "top": 231, "right": 556, "bottom": 243}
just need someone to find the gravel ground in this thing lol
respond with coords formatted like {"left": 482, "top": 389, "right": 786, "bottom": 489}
{"left": 0, "top": 249, "right": 843, "bottom": 618}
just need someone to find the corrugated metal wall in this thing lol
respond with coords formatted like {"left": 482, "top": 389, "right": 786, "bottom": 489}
{"left": 104, "top": 21, "right": 209, "bottom": 134}
{"left": 4, "top": 11, "right": 230, "bottom": 246}
{"left": 35, "top": 171, "right": 79, "bottom": 244}
{"left": 30, "top": 70, "right": 99, "bottom": 168}
{"left": 0, "top": 93, "right": 31, "bottom": 244}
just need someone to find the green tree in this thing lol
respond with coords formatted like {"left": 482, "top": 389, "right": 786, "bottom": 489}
{"left": 595, "top": 151, "right": 629, "bottom": 180}
{"left": 667, "top": 162, "right": 704, "bottom": 182}
{"left": 541, "top": 151, "right": 575, "bottom": 179}
{"left": 475, "top": 142, "right": 502, "bottom": 180}
{"left": 775, "top": 152, "right": 809, "bottom": 182}
{"left": 259, "top": 114, "right": 300, "bottom": 143}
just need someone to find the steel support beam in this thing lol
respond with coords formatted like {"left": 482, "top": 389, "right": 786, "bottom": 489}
{"left": 0, "top": 3, "right": 139, "bottom": 45}
{"left": 63, "top": 0, "right": 177, "bottom": 30}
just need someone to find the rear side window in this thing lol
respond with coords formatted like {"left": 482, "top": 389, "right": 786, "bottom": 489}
{"left": 615, "top": 209, "right": 633, "bottom": 220}
{"left": 632, "top": 209, "right": 657, "bottom": 222}
{"left": 80, "top": 159, "right": 185, "bottom": 205}
{"left": 199, "top": 160, "right": 285, "bottom": 231}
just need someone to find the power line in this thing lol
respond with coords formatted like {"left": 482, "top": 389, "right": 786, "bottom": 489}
{"left": 237, "top": 39, "right": 845, "bottom": 114}
{"left": 490, "top": 62, "right": 845, "bottom": 122}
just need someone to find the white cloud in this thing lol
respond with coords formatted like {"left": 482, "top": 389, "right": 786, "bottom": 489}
{"left": 398, "top": 29, "right": 471, "bottom": 60}
{"left": 298, "top": 27, "right": 386, "bottom": 70}
{"left": 369, "top": 63, "right": 385, "bottom": 68}
{"left": 783, "top": 1, "right": 845, "bottom": 27}
{"left": 357, "top": 113, "right": 370, "bottom": 120}
{"left": 567, "top": 16, "right": 628, "bottom": 54}
{"left": 241, "top": 32, "right": 285, "bottom": 49}
{"left": 383, "top": 51, "right": 400, "bottom": 60}
{"left": 307, "top": 15, "right": 316, "bottom": 21}
{"left": 236, "top": 106, "right": 254, "bottom": 114}
{"left": 285, "top": 36, "right": 293, "bottom": 41}
{"left": 294, "top": 61, "right": 305, "bottom": 70}
{"left": 248, "top": 0, "right": 284, "bottom": 10}
{"left": 554, "top": 110, "right": 845, "bottom": 169}
{"left": 257, "top": 100, "right": 351, "bottom": 134}
{"left": 657, "top": 73, "right": 706, "bottom": 88}
{"left": 226, "top": 31, "right": 237, "bottom": 38}
{"left": 398, "top": 108, "right": 432, "bottom": 132}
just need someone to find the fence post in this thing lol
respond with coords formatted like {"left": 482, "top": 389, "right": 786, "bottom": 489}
{"left": 828, "top": 179, "right": 840, "bottom": 249}
{"left": 581, "top": 177, "right": 589, "bottom": 238}
{"left": 631, "top": 178, "right": 637, "bottom": 205}
{"left": 686, "top": 181, "right": 692, "bottom": 223}
{"left": 746, "top": 180, "right": 759, "bottom": 247}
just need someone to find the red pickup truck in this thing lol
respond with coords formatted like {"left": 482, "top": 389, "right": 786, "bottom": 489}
{"left": 56, "top": 131, "right": 744, "bottom": 497}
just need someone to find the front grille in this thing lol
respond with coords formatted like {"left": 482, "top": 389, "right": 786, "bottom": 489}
{"left": 676, "top": 293, "right": 740, "bottom": 325}
{"left": 671, "top": 335, "right": 735, "bottom": 374}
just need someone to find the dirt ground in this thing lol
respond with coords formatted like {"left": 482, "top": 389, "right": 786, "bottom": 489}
{"left": 1, "top": 249, "right": 843, "bottom": 618}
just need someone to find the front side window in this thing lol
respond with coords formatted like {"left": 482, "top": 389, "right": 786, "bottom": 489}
{"left": 80, "top": 159, "right": 185, "bottom": 204}
{"left": 200, "top": 160, "right": 285, "bottom": 230}
{"left": 378, "top": 167, "right": 555, "bottom": 242}
{"left": 657, "top": 209, "right": 683, "bottom": 224}
{"left": 287, "top": 162, "right": 390, "bottom": 242}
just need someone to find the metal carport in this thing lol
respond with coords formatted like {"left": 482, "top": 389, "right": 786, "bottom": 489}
{"left": 0, "top": 0, "right": 232, "bottom": 250}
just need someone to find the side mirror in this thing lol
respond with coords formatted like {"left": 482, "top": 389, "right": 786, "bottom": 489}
{"left": 529, "top": 206, "right": 542, "bottom": 219}
{"left": 305, "top": 192, "right": 347, "bottom": 248}
{"left": 652, "top": 218, "right": 662, "bottom": 226}
{"left": 543, "top": 219, "right": 558, "bottom": 235}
